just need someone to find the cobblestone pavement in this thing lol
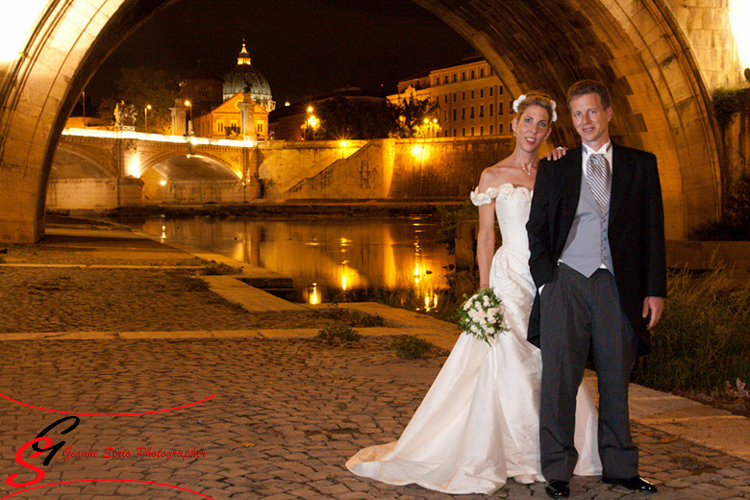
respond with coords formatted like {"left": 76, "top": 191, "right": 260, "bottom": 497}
{"left": 0, "top": 267, "right": 377, "bottom": 333}
{"left": 0, "top": 337, "right": 747, "bottom": 500}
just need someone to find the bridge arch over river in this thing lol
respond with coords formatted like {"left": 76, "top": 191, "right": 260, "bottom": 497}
{"left": 0, "top": 0, "right": 746, "bottom": 242}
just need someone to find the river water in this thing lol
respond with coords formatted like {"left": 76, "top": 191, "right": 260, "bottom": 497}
{"left": 139, "top": 216, "right": 456, "bottom": 307}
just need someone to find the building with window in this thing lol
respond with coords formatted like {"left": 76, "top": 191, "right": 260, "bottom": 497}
{"left": 192, "top": 92, "right": 269, "bottom": 140}
{"left": 186, "top": 41, "right": 273, "bottom": 140}
{"left": 389, "top": 56, "right": 515, "bottom": 138}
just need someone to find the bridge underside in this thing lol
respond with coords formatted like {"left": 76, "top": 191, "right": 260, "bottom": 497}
{"left": 0, "top": 0, "right": 735, "bottom": 242}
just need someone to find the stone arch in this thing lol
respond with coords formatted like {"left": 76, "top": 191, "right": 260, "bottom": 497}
{"left": 0, "top": 0, "right": 739, "bottom": 241}
{"left": 138, "top": 150, "right": 242, "bottom": 180}
{"left": 53, "top": 141, "right": 119, "bottom": 179}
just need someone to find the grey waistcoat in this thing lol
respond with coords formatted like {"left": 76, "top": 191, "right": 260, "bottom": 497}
{"left": 559, "top": 172, "right": 614, "bottom": 277}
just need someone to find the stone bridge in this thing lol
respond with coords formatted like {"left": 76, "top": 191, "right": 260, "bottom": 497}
{"left": 0, "top": 0, "right": 747, "bottom": 242}
{"left": 48, "top": 129, "right": 262, "bottom": 208}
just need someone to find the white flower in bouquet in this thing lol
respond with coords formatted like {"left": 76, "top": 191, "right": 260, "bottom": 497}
{"left": 455, "top": 288, "right": 508, "bottom": 344}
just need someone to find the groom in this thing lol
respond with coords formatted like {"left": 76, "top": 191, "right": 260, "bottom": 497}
{"left": 526, "top": 80, "right": 666, "bottom": 499}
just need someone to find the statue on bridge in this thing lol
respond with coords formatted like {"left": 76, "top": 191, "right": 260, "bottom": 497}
{"left": 114, "top": 101, "right": 138, "bottom": 128}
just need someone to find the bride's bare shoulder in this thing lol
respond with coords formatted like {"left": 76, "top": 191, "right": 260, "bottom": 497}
{"left": 477, "top": 161, "right": 514, "bottom": 191}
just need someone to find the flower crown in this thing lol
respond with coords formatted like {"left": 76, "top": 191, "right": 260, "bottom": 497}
{"left": 512, "top": 94, "right": 558, "bottom": 122}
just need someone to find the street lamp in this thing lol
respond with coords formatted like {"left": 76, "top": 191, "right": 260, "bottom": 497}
{"left": 184, "top": 100, "right": 192, "bottom": 136}
{"left": 144, "top": 104, "right": 152, "bottom": 133}
{"left": 305, "top": 106, "right": 317, "bottom": 140}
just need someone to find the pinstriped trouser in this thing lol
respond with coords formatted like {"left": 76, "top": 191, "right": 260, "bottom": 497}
{"left": 539, "top": 263, "right": 639, "bottom": 481}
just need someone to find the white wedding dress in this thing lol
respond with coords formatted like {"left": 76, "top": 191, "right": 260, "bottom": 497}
{"left": 346, "top": 184, "right": 602, "bottom": 494}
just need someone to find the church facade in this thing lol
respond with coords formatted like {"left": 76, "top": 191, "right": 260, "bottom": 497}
{"left": 180, "top": 41, "right": 274, "bottom": 140}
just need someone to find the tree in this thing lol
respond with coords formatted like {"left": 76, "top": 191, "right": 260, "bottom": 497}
{"left": 97, "top": 66, "right": 179, "bottom": 134}
{"left": 317, "top": 95, "right": 397, "bottom": 140}
{"left": 392, "top": 96, "right": 439, "bottom": 138}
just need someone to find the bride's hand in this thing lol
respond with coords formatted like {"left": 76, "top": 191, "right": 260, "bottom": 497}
{"left": 546, "top": 146, "right": 567, "bottom": 161}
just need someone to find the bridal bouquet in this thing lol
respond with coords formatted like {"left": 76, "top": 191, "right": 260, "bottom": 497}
{"left": 456, "top": 289, "right": 507, "bottom": 344}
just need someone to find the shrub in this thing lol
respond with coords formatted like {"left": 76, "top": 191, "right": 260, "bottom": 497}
{"left": 691, "top": 171, "right": 750, "bottom": 241}
{"left": 391, "top": 335, "right": 433, "bottom": 359}
{"left": 712, "top": 86, "right": 744, "bottom": 131}
{"left": 632, "top": 268, "right": 749, "bottom": 393}
{"left": 317, "top": 325, "right": 361, "bottom": 345}
{"left": 200, "top": 261, "right": 242, "bottom": 275}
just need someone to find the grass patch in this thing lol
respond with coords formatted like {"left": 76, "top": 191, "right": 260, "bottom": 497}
{"left": 170, "top": 273, "right": 211, "bottom": 292}
{"left": 199, "top": 261, "right": 242, "bottom": 275}
{"left": 632, "top": 267, "right": 749, "bottom": 394}
{"left": 317, "top": 325, "right": 362, "bottom": 345}
{"left": 318, "top": 308, "right": 386, "bottom": 327}
{"left": 391, "top": 335, "right": 436, "bottom": 359}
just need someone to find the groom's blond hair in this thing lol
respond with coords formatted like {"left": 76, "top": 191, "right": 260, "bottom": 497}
{"left": 567, "top": 80, "right": 611, "bottom": 109}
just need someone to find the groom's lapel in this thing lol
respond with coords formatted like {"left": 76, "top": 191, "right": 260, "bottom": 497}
{"left": 609, "top": 143, "right": 633, "bottom": 222}
{"left": 561, "top": 146, "right": 583, "bottom": 231}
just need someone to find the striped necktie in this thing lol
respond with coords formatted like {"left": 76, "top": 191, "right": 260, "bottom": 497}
{"left": 586, "top": 153, "right": 611, "bottom": 212}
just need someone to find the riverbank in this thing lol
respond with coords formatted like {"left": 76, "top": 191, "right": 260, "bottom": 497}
{"left": 48, "top": 199, "right": 467, "bottom": 222}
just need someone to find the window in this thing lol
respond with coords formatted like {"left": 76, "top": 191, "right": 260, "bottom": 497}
{"left": 444, "top": 130, "right": 449, "bottom": 137}
{"left": 444, "top": 110, "right": 448, "bottom": 121}
{"left": 461, "top": 108, "right": 466, "bottom": 119}
{"left": 499, "top": 86, "right": 504, "bottom": 95}
{"left": 479, "top": 105, "right": 484, "bottom": 118}
{"left": 480, "top": 68, "right": 485, "bottom": 77}
{"left": 257, "top": 123, "right": 263, "bottom": 132}
{"left": 499, "top": 102, "right": 504, "bottom": 115}
{"left": 499, "top": 123, "right": 504, "bottom": 134}
{"left": 480, "top": 89, "right": 484, "bottom": 98}
{"left": 470, "top": 106, "right": 474, "bottom": 119}
{"left": 480, "top": 126, "right": 484, "bottom": 135}
{"left": 453, "top": 129, "right": 457, "bottom": 136}
{"left": 471, "top": 70, "right": 475, "bottom": 79}
{"left": 471, "top": 126, "right": 475, "bottom": 136}
{"left": 462, "top": 71, "right": 466, "bottom": 81}
{"left": 462, "top": 128, "right": 466, "bottom": 136}
{"left": 471, "top": 90, "right": 475, "bottom": 99}
{"left": 453, "top": 109, "right": 457, "bottom": 121}
{"left": 453, "top": 93, "right": 457, "bottom": 102}
{"left": 490, "top": 125, "right": 494, "bottom": 134}
{"left": 217, "top": 121, "right": 225, "bottom": 132}
{"left": 452, "top": 73, "right": 457, "bottom": 83}
{"left": 444, "top": 75, "right": 449, "bottom": 84}
{"left": 490, "top": 87, "right": 494, "bottom": 97}
{"left": 462, "top": 91, "right": 466, "bottom": 101}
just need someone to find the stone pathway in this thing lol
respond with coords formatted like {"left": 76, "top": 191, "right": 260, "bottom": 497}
{"left": 0, "top": 222, "right": 747, "bottom": 499}
{"left": 0, "top": 337, "right": 747, "bottom": 500}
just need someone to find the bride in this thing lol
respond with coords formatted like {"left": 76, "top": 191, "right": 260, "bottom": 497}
{"left": 346, "top": 92, "right": 602, "bottom": 494}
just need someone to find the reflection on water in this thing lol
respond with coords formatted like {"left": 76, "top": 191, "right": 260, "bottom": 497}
{"left": 141, "top": 216, "right": 455, "bottom": 305}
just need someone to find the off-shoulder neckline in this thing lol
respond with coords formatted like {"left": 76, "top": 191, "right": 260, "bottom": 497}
{"left": 474, "top": 183, "right": 533, "bottom": 193}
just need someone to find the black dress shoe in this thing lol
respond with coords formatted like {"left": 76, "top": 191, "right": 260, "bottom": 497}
{"left": 544, "top": 480, "right": 570, "bottom": 498}
{"left": 602, "top": 476, "right": 657, "bottom": 492}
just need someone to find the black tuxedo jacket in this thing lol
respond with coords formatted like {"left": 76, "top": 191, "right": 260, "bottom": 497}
{"left": 526, "top": 143, "right": 667, "bottom": 355}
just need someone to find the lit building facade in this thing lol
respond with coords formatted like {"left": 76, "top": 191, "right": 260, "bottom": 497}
{"left": 182, "top": 41, "right": 274, "bottom": 140}
{"left": 389, "top": 57, "right": 515, "bottom": 138}
{"left": 192, "top": 92, "right": 269, "bottom": 140}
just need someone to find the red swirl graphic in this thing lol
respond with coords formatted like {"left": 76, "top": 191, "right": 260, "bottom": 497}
{"left": 0, "top": 479, "right": 215, "bottom": 499}
{"left": 0, "top": 392, "right": 214, "bottom": 416}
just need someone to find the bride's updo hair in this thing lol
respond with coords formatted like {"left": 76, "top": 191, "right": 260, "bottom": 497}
{"left": 512, "top": 91, "right": 557, "bottom": 123}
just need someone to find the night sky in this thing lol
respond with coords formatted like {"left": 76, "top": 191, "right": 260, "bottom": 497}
{"left": 86, "top": 0, "right": 475, "bottom": 105}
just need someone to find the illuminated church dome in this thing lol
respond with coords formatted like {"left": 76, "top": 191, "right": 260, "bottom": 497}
{"left": 223, "top": 41, "right": 275, "bottom": 112}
